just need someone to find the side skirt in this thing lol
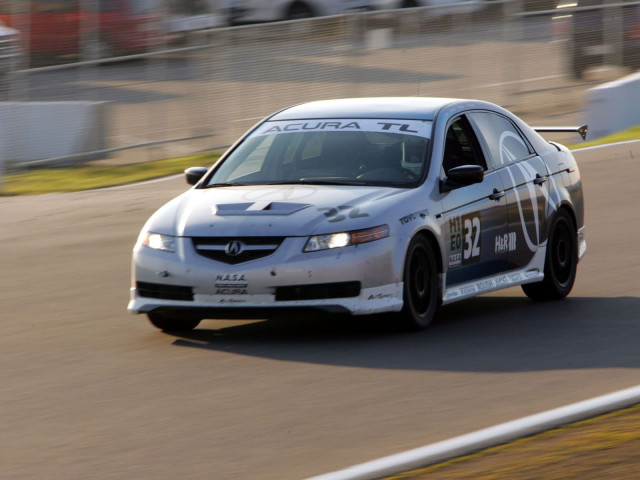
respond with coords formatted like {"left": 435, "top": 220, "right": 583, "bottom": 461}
{"left": 442, "top": 269, "right": 545, "bottom": 305}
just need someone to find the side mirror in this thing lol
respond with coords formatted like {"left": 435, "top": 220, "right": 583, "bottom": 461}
{"left": 440, "top": 165, "right": 485, "bottom": 192}
{"left": 185, "top": 167, "right": 208, "bottom": 186}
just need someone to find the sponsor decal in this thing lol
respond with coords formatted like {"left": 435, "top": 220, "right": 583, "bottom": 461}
{"left": 461, "top": 286, "right": 476, "bottom": 296}
{"left": 448, "top": 213, "right": 481, "bottom": 268}
{"left": 509, "top": 272, "right": 524, "bottom": 282}
{"left": 476, "top": 279, "right": 494, "bottom": 292}
{"left": 254, "top": 119, "right": 432, "bottom": 138}
{"left": 319, "top": 205, "right": 369, "bottom": 223}
{"left": 216, "top": 288, "right": 248, "bottom": 295}
{"left": 495, "top": 232, "right": 517, "bottom": 254}
{"left": 219, "top": 298, "right": 246, "bottom": 303}
{"left": 368, "top": 293, "right": 394, "bottom": 300}
{"left": 399, "top": 209, "right": 429, "bottom": 225}
{"left": 215, "top": 273, "right": 248, "bottom": 295}
{"left": 444, "top": 269, "right": 543, "bottom": 303}
{"left": 263, "top": 121, "right": 362, "bottom": 134}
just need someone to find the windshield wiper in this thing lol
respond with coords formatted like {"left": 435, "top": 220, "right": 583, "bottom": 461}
{"left": 202, "top": 182, "right": 246, "bottom": 188}
{"left": 294, "top": 179, "right": 368, "bottom": 186}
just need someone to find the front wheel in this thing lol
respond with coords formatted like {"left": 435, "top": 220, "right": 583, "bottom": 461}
{"left": 399, "top": 235, "right": 440, "bottom": 330}
{"left": 147, "top": 312, "right": 201, "bottom": 331}
{"left": 287, "top": 2, "right": 314, "bottom": 19}
{"left": 522, "top": 209, "right": 577, "bottom": 300}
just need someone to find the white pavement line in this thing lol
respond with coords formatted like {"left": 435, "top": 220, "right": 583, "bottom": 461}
{"left": 306, "top": 384, "right": 640, "bottom": 480}
{"left": 573, "top": 138, "right": 640, "bottom": 153}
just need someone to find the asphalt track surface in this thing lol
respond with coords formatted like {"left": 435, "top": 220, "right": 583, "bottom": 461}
{"left": 1, "top": 142, "right": 639, "bottom": 479}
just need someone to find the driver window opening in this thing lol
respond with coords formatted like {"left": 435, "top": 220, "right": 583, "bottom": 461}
{"left": 443, "top": 117, "right": 486, "bottom": 174}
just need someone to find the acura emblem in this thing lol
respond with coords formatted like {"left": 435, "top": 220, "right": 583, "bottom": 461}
{"left": 225, "top": 240, "right": 244, "bottom": 257}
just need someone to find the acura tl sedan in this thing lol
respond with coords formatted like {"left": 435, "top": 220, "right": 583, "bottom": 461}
{"left": 128, "top": 97, "right": 587, "bottom": 331}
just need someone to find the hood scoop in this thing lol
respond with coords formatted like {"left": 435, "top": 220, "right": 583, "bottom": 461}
{"left": 213, "top": 201, "right": 311, "bottom": 216}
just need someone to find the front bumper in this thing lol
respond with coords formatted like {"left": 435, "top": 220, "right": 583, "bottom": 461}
{"left": 128, "top": 235, "right": 404, "bottom": 317}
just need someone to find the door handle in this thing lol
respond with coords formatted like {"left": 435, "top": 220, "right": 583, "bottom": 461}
{"left": 489, "top": 188, "right": 505, "bottom": 201}
{"left": 534, "top": 174, "right": 547, "bottom": 186}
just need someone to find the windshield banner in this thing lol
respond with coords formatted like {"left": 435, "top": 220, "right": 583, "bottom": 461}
{"left": 254, "top": 119, "right": 432, "bottom": 138}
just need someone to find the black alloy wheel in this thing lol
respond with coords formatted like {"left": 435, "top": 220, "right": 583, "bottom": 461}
{"left": 522, "top": 209, "right": 578, "bottom": 300}
{"left": 400, "top": 235, "right": 440, "bottom": 330}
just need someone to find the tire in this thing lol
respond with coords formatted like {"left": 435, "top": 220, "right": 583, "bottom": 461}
{"left": 522, "top": 209, "right": 578, "bottom": 301}
{"left": 399, "top": 235, "right": 440, "bottom": 330}
{"left": 147, "top": 312, "right": 201, "bottom": 331}
{"left": 287, "top": 2, "right": 314, "bottom": 19}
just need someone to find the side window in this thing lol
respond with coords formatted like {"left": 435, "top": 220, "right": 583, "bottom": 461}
{"left": 468, "top": 112, "right": 533, "bottom": 168}
{"left": 442, "top": 116, "right": 487, "bottom": 174}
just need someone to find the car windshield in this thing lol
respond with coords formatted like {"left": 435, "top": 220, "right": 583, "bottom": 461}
{"left": 204, "top": 118, "right": 432, "bottom": 188}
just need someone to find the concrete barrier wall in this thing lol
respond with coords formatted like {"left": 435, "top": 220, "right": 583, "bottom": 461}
{"left": 585, "top": 71, "right": 640, "bottom": 140}
{"left": 0, "top": 102, "right": 107, "bottom": 169}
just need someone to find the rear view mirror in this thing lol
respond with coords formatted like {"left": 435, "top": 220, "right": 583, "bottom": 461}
{"left": 185, "top": 167, "right": 208, "bottom": 186}
{"left": 441, "top": 165, "right": 484, "bottom": 192}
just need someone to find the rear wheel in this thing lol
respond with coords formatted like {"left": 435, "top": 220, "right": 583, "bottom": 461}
{"left": 400, "top": 235, "right": 440, "bottom": 330}
{"left": 522, "top": 209, "right": 577, "bottom": 300}
{"left": 287, "top": 2, "right": 314, "bottom": 19}
{"left": 147, "top": 312, "right": 201, "bottom": 331}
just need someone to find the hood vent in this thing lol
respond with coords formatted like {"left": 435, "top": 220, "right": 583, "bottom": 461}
{"left": 213, "top": 202, "right": 311, "bottom": 216}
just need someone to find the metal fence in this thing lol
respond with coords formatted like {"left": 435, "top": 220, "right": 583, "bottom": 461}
{"left": 1, "top": 0, "right": 639, "bottom": 172}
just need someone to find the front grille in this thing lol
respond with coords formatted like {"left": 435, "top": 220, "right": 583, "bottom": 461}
{"left": 137, "top": 281, "right": 194, "bottom": 301}
{"left": 192, "top": 236, "right": 285, "bottom": 265}
{"left": 275, "top": 281, "right": 361, "bottom": 301}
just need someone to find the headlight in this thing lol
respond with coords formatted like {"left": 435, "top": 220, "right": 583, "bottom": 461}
{"left": 141, "top": 232, "right": 176, "bottom": 253}
{"left": 304, "top": 225, "right": 389, "bottom": 252}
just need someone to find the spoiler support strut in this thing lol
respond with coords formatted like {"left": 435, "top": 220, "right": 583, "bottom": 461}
{"left": 533, "top": 125, "right": 588, "bottom": 140}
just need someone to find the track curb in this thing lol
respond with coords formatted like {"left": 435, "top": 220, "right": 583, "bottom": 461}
{"left": 306, "top": 385, "right": 640, "bottom": 480}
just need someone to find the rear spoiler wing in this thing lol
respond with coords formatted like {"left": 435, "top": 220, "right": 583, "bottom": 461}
{"left": 533, "top": 125, "right": 588, "bottom": 141}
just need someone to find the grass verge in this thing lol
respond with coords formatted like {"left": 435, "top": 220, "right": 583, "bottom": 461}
{"left": 384, "top": 402, "right": 640, "bottom": 479}
{"left": 0, "top": 153, "right": 219, "bottom": 196}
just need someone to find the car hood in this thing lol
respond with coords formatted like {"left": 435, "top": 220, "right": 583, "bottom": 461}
{"left": 148, "top": 184, "right": 411, "bottom": 237}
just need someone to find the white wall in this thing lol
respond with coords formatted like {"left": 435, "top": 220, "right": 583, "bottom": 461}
{"left": 0, "top": 102, "right": 107, "bottom": 169}
{"left": 585, "top": 71, "right": 640, "bottom": 140}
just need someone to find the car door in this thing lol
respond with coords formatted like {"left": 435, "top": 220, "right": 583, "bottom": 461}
{"left": 437, "top": 115, "right": 509, "bottom": 290}
{"left": 467, "top": 111, "right": 549, "bottom": 273}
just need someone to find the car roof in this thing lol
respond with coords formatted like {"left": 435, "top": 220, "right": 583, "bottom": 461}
{"left": 269, "top": 97, "right": 465, "bottom": 121}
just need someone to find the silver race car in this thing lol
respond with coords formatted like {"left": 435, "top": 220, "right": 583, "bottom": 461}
{"left": 128, "top": 97, "right": 587, "bottom": 331}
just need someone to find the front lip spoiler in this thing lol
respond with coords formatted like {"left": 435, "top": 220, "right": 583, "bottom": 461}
{"left": 134, "top": 305, "right": 352, "bottom": 319}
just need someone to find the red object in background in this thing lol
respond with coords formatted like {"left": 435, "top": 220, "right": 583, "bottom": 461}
{"left": 0, "top": 0, "right": 164, "bottom": 56}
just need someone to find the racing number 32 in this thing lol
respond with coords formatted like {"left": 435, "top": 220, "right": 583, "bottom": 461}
{"left": 450, "top": 214, "right": 481, "bottom": 266}
{"left": 463, "top": 216, "right": 481, "bottom": 261}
